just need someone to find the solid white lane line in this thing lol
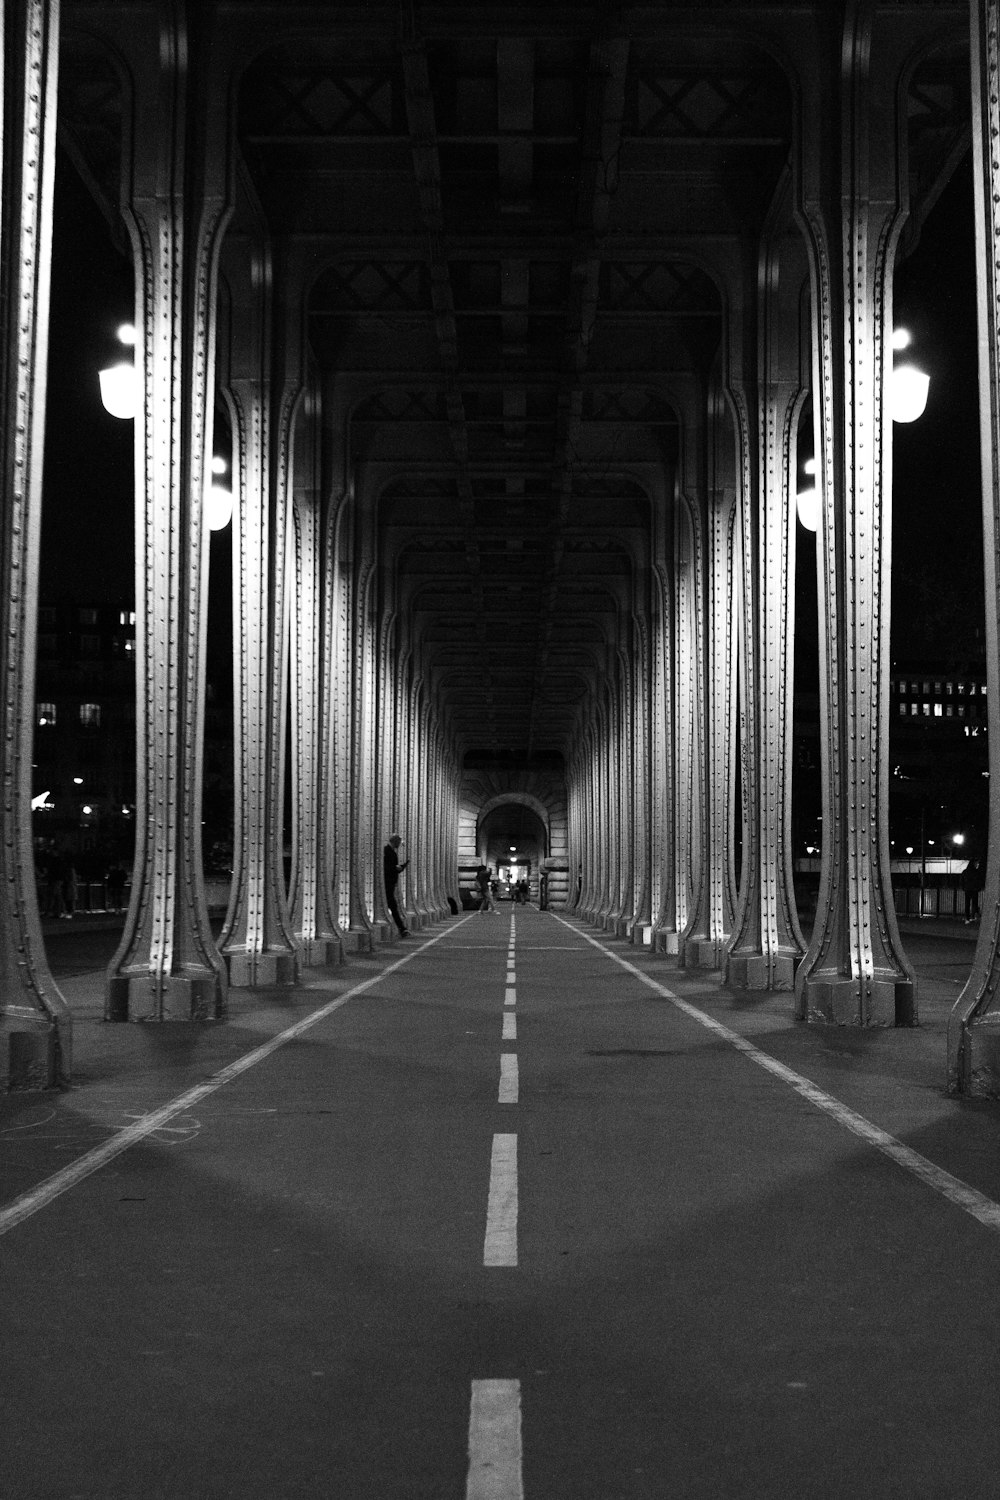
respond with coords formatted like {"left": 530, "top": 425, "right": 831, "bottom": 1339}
{"left": 0, "top": 918, "right": 476, "bottom": 1240}
{"left": 499, "top": 1053, "right": 519, "bottom": 1105}
{"left": 504, "top": 987, "right": 517, "bottom": 1008}
{"left": 553, "top": 915, "right": 1000, "bottom": 1235}
{"left": 502, "top": 1013, "right": 517, "bottom": 1041}
{"left": 466, "top": 1379, "right": 524, "bottom": 1500}
{"left": 483, "top": 1133, "right": 518, "bottom": 1266}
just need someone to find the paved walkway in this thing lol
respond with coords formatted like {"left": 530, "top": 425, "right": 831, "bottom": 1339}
{"left": 2, "top": 911, "right": 998, "bottom": 1498}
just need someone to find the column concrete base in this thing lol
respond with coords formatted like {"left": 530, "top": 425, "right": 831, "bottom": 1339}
{"left": 224, "top": 948, "right": 300, "bottom": 989}
{"left": 1, "top": 1017, "right": 59, "bottom": 1090}
{"left": 727, "top": 951, "right": 800, "bottom": 992}
{"left": 653, "top": 928, "right": 680, "bottom": 955}
{"left": 342, "top": 928, "right": 374, "bottom": 954}
{"left": 106, "top": 969, "right": 227, "bottom": 1022}
{"left": 951, "top": 1022, "right": 1000, "bottom": 1097}
{"left": 799, "top": 972, "right": 915, "bottom": 1027}
{"left": 299, "top": 936, "right": 344, "bottom": 967}
{"left": 682, "top": 937, "right": 726, "bottom": 971}
{"left": 634, "top": 924, "right": 655, "bottom": 947}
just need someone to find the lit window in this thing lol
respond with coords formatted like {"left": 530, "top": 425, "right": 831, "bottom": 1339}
{"left": 933, "top": 704, "right": 942, "bottom": 717}
{"left": 946, "top": 705, "right": 953, "bottom": 717}
{"left": 118, "top": 610, "right": 136, "bottom": 627}
{"left": 898, "top": 703, "right": 906, "bottom": 716}
{"left": 981, "top": 684, "right": 988, "bottom": 696}
{"left": 36, "top": 702, "right": 56, "bottom": 727}
{"left": 958, "top": 683, "right": 966, "bottom": 695}
{"left": 922, "top": 704, "right": 930, "bottom": 716}
{"left": 910, "top": 703, "right": 918, "bottom": 716}
{"left": 946, "top": 682, "right": 953, "bottom": 695}
{"left": 923, "top": 680, "right": 930, "bottom": 693}
{"left": 79, "top": 703, "right": 101, "bottom": 728}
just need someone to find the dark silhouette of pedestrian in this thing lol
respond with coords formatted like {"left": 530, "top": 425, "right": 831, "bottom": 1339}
{"left": 962, "top": 858, "right": 985, "bottom": 923}
{"left": 384, "top": 833, "right": 409, "bottom": 936}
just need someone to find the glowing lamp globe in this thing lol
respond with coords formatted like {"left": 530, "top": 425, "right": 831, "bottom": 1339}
{"left": 98, "top": 363, "right": 139, "bottom": 420}
{"left": 206, "top": 483, "right": 233, "bottom": 531}
{"left": 890, "top": 364, "right": 930, "bottom": 424}
{"left": 795, "top": 486, "right": 820, "bottom": 532}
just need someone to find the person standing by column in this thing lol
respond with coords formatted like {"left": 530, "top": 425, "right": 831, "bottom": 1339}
{"left": 384, "top": 834, "right": 410, "bottom": 937}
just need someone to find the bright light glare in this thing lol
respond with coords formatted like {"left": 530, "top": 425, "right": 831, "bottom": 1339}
{"left": 953, "top": 833, "right": 966, "bottom": 845}
{"left": 796, "top": 486, "right": 820, "bottom": 532}
{"left": 211, "top": 455, "right": 228, "bottom": 476}
{"left": 891, "top": 327, "right": 912, "bottom": 350}
{"left": 99, "top": 363, "right": 139, "bottom": 420}
{"left": 206, "top": 484, "right": 233, "bottom": 531}
{"left": 116, "top": 323, "right": 137, "bottom": 346}
{"left": 890, "top": 364, "right": 930, "bottom": 423}
{"left": 803, "top": 457, "right": 817, "bottom": 476}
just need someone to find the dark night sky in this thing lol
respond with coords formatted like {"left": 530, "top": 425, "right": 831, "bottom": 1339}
{"left": 891, "top": 153, "right": 984, "bottom": 671}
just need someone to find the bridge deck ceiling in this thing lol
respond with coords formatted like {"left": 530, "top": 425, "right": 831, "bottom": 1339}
{"left": 59, "top": 1, "right": 970, "bottom": 763}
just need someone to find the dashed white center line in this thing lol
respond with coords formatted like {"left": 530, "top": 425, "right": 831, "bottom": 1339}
{"left": 484, "top": 1134, "right": 518, "bottom": 1266}
{"left": 502, "top": 1012, "right": 517, "bottom": 1041}
{"left": 498, "top": 1053, "right": 519, "bottom": 1104}
{"left": 504, "top": 986, "right": 517, "bottom": 1007}
{"left": 466, "top": 1379, "right": 524, "bottom": 1500}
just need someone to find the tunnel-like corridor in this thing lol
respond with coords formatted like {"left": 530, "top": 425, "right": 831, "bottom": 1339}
{"left": 5, "top": 3, "right": 1000, "bottom": 1490}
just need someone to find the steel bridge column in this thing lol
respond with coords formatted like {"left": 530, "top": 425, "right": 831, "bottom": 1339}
{"left": 107, "top": 10, "right": 229, "bottom": 1022}
{"left": 217, "top": 245, "right": 300, "bottom": 990}
{"left": 0, "top": 0, "right": 72, "bottom": 1082}
{"left": 728, "top": 223, "right": 808, "bottom": 992}
{"left": 950, "top": 0, "right": 1000, "bottom": 1089}
{"left": 794, "top": 9, "right": 916, "bottom": 1026}
{"left": 680, "top": 421, "right": 738, "bottom": 971}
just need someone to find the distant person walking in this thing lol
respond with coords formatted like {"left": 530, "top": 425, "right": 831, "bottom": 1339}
{"left": 384, "top": 833, "right": 410, "bottom": 937}
{"left": 962, "top": 858, "right": 985, "bottom": 924}
{"left": 476, "top": 863, "right": 498, "bottom": 913}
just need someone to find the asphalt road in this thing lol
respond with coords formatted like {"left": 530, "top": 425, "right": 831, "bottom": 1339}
{"left": 2, "top": 910, "right": 998, "bottom": 1499}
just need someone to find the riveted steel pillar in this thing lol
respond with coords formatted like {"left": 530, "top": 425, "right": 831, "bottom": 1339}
{"left": 217, "top": 242, "right": 300, "bottom": 989}
{"left": 680, "top": 388, "right": 738, "bottom": 971}
{"left": 794, "top": 5, "right": 916, "bottom": 1026}
{"left": 630, "top": 612, "right": 654, "bottom": 946}
{"left": 289, "top": 397, "right": 343, "bottom": 967}
{"left": 949, "top": 0, "right": 1000, "bottom": 1090}
{"left": 728, "top": 216, "right": 809, "bottom": 992}
{"left": 321, "top": 487, "right": 353, "bottom": 943}
{"left": 107, "top": 7, "right": 229, "bottom": 1021}
{"left": 0, "top": 0, "right": 72, "bottom": 1084}
{"left": 372, "top": 609, "right": 399, "bottom": 943}
{"left": 346, "top": 559, "right": 377, "bottom": 949}
{"left": 650, "top": 464, "right": 679, "bottom": 953}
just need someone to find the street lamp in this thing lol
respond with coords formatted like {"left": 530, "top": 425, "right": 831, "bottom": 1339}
{"left": 890, "top": 327, "right": 930, "bottom": 423}
{"left": 206, "top": 455, "right": 233, "bottom": 531}
{"left": 98, "top": 323, "right": 139, "bottom": 419}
